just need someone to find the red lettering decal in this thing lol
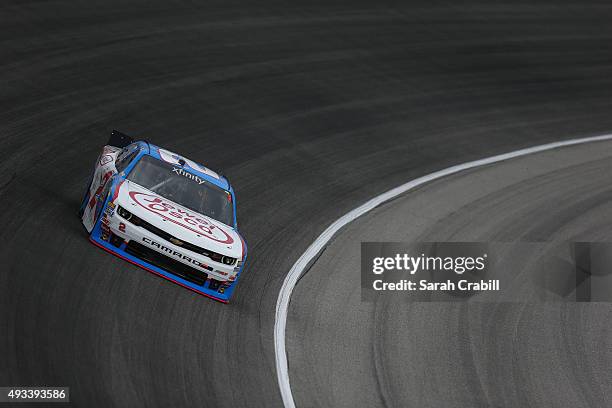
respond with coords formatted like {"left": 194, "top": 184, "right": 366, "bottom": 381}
{"left": 128, "top": 191, "right": 234, "bottom": 244}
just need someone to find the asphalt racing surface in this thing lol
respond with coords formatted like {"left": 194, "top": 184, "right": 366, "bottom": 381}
{"left": 2, "top": 1, "right": 612, "bottom": 407}
{"left": 287, "top": 139, "right": 612, "bottom": 408}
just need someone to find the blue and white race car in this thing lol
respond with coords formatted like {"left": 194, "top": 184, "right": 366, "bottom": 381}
{"left": 79, "top": 131, "right": 247, "bottom": 303}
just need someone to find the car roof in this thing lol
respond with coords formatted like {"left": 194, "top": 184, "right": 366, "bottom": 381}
{"left": 136, "top": 141, "right": 231, "bottom": 191}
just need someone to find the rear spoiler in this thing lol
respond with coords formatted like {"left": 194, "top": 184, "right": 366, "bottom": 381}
{"left": 107, "top": 130, "right": 134, "bottom": 148}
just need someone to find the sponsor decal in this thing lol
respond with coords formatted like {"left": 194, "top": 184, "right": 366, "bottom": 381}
{"left": 129, "top": 191, "right": 235, "bottom": 245}
{"left": 158, "top": 148, "right": 220, "bottom": 179}
{"left": 142, "top": 237, "right": 206, "bottom": 268}
{"left": 104, "top": 203, "right": 115, "bottom": 216}
{"left": 157, "top": 149, "right": 182, "bottom": 164}
{"left": 172, "top": 167, "right": 207, "bottom": 185}
{"left": 100, "top": 154, "right": 113, "bottom": 166}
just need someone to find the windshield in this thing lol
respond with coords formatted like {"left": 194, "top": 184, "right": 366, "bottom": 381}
{"left": 127, "top": 155, "right": 234, "bottom": 226}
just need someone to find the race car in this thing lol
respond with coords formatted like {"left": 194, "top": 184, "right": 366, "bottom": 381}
{"left": 79, "top": 130, "right": 247, "bottom": 303}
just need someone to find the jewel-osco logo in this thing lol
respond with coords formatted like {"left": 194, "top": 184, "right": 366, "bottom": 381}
{"left": 129, "top": 191, "right": 234, "bottom": 245}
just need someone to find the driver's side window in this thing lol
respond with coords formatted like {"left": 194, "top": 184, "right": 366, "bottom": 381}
{"left": 115, "top": 145, "right": 139, "bottom": 173}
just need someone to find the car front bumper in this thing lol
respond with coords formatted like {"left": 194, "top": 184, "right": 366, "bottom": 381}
{"left": 90, "top": 215, "right": 240, "bottom": 303}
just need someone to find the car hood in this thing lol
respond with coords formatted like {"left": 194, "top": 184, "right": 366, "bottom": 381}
{"left": 116, "top": 180, "right": 244, "bottom": 259}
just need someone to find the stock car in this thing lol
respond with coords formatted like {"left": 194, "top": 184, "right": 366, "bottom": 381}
{"left": 79, "top": 130, "right": 247, "bottom": 303}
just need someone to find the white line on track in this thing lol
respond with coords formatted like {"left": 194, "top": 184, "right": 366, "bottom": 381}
{"left": 273, "top": 133, "right": 612, "bottom": 408}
